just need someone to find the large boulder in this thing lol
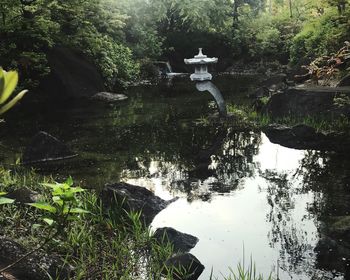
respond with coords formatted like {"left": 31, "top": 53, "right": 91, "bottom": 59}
{"left": 163, "top": 253, "right": 205, "bottom": 280}
{"left": 39, "top": 47, "right": 105, "bottom": 98}
{"left": 264, "top": 124, "right": 350, "bottom": 152}
{"left": 153, "top": 227, "right": 199, "bottom": 253}
{"left": 22, "top": 131, "right": 77, "bottom": 164}
{"left": 101, "top": 183, "right": 177, "bottom": 225}
{"left": 0, "top": 238, "right": 72, "bottom": 280}
{"left": 263, "top": 87, "right": 350, "bottom": 119}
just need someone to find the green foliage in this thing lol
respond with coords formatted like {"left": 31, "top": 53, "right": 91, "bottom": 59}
{"left": 0, "top": 0, "right": 139, "bottom": 89}
{"left": 1, "top": 0, "right": 349, "bottom": 87}
{"left": 209, "top": 257, "right": 273, "bottom": 280}
{"left": 73, "top": 32, "right": 140, "bottom": 88}
{"left": 290, "top": 7, "right": 350, "bottom": 64}
{"left": 0, "top": 192, "right": 15, "bottom": 205}
{"left": 0, "top": 68, "right": 27, "bottom": 116}
{"left": 28, "top": 177, "right": 89, "bottom": 230}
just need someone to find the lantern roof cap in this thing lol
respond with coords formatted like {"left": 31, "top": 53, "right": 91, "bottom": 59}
{"left": 184, "top": 48, "right": 218, "bottom": 65}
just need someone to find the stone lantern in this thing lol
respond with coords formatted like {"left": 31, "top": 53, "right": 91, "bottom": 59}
{"left": 184, "top": 48, "right": 227, "bottom": 117}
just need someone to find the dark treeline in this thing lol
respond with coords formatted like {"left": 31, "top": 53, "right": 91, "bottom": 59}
{"left": 1, "top": 0, "right": 349, "bottom": 89}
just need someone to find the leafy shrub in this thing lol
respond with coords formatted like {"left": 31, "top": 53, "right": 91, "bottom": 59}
{"left": 0, "top": 68, "right": 27, "bottom": 116}
{"left": 290, "top": 8, "right": 350, "bottom": 64}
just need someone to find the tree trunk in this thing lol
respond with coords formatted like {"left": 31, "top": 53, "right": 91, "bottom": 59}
{"left": 289, "top": 0, "right": 293, "bottom": 18}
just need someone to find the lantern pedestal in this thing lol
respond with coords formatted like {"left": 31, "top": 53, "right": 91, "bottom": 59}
{"left": 184, "top": 48, "right": 227, "bottom": 117}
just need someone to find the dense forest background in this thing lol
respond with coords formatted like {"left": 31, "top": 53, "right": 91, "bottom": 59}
{"left": 1, "top": 0, "right": 349, "bottom": 91}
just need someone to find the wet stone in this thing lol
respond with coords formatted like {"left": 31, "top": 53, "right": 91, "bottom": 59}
{"left": 101, "top": 183, "right": 177, "bottom": 225}
{"left": 153, "top": 227, "right": 199, "bottom": 253}
{"left": 163, "top": 253, "right": 205, "bottom": 280}
{"left": 6, "top": 187, "right": 40, "bottom": 204}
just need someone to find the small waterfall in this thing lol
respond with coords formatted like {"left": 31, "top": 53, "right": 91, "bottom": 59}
{"left": 165, "top": 62, "right": 173, "bottom": 73}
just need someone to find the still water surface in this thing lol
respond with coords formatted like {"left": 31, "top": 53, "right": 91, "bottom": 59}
{"left": 1, "top": 75, "right": 350, "bottom": 279}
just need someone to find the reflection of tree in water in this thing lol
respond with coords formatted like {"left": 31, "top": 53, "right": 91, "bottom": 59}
{"left": 264, "top": 149, "right": 350, "bottom": 279}
{"left": 296, "top": 151, "right": 350, "bottom": 278}
{"left": 179, "top": 128, "right": 261, "bottom": 200}
{"left": 121, "top": 125, "right": 261, "bottom": 200}
{"left": 263, "top": 169, "right": 317, "bottom": 278}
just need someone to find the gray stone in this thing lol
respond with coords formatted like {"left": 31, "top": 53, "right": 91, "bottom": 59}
{"left": 0, "top": 237, "right": 72, "bottom": 280}
{"left": 22, "top": 131, "right": 77, "bottom": 164}
{"left": 263, "top": 87, "right": 350, "bottom": 119}
{"left": 101, "top": 183, "right": 177, "bottom": 225}
{"left": 153, "top": 227, "right": 199, "bottom": 253}
{"left": 163, "top": 253, "right": 204, "bottom": 280}
{"left": 91, "top": 92, "right": 128, "bottom": 103}
{"left": 7, "top": 187, "right": 40, "bottom": 204}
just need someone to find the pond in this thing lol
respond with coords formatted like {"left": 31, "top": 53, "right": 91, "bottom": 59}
{"left": 1, "top": 75, "right": 350, "bottom": 279}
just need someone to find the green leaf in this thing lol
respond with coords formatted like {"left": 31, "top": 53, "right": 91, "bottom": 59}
{"left": 28, "top": 202, "right": 57, "bottom": 213}
{"left": 32, "top": 224, "right": 42, "bottom": 230}
{"left": 66, "top": 176, "right": 73, "bottom": 186}
{"left": 0, "top": 70, "right": 18, "bottom": 105}
{"left": 41, "top": 182, "right": 61, "bottom": 189}
{"left": 0, "top": 197, "right": 15, "bottom": 205}
{"left": 43, "top": 218, "right": 54, "bottom": 226}
{"left": 52, "top": 188, "right": 65, "bottom": 196}
{"left": 70, "top": 187, "right": 85, "bottom": 193}
{"left": 0, "top": 192, "right": 7, "bottom": 196}
{"left": 0, "top": 89, "right": 28, "bottom": 115}
{"left": 69, "top": 208, "right": 90, "bottom": 214}
{"left": 0, "top": 69, "right": 4, "bottom": 95}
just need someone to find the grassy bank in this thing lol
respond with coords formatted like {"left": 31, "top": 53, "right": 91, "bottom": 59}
{"left": 0, "top": 167, "right": 274, "bottom": 280}
{"left": 227, "top": 104, "right": 350, "bottom": 133}
{"left": 0, "top": 167, "right": 173, "bottom": 279}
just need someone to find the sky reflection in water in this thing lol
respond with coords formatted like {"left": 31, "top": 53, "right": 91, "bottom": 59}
{"left": 126, "top": 134, "right": 338, "bottom": 279}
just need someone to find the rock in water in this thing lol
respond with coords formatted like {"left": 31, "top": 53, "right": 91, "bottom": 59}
{"left": 263, "top": 124, "right": 350, "bottom": 152}
{"left": 91, "top": 92, "right": 128, "bottom": 103}
{"left": 101, "top": 183, "right": 177, "bottom": 225}
{"left": 263, "top": 87, "right": 350, "bottom": 119}
{"left": 153, "top": 227, "right": 199, "bottom": 253}
{"left": 163, "top": 253, "right": 205, "bottom": 280}
{"left": 22, "top": 131, "right": 77, "bottom": 164}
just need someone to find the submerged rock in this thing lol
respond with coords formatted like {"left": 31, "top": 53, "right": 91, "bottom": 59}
{"left": 91, "top": 92, "right": 128, "bottom": 103}
{"left": 0, "top": 237, "right": 72, "bottom": 280}
{"left": 101, "top": 183, "right": 177, "bottom": 225}
{"left": 22, "top": 131, "right": 77, "bottom": 164}
{"left": 163, "top": 253, "right": 205, "bottom": 280}
{"left": 264, "top": 124, "right": 350, "bottom": 152}
{"left": 153, "top": 227, "right": 199, "bottom": 253}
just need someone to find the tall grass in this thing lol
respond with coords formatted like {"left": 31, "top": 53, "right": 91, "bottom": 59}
{"left": 0, "top": 167, "right": 174, "bottom": 279}
{"left": 0, "top": 167, "right": 274, "bottom": 280}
